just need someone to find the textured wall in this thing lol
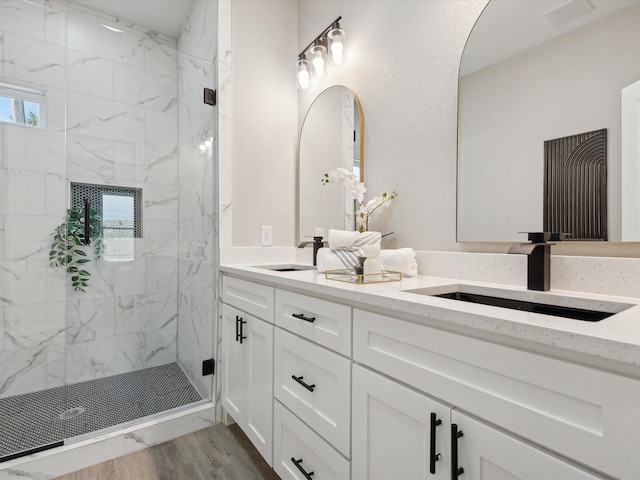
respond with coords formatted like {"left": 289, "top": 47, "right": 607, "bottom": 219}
{"left": 230, "top": 0, "right": 299, "bottom": 247}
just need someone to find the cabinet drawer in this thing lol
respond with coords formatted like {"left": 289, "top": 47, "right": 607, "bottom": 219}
{"left": 222, "top": 275, "right": 274, "bottom": 323}
{"left": 353, "top": 309, "right": 640, "bottom": 479}
{"left": 274, "top": 401, "right": 350, "bottom": 480}
{"left": 275, "top": 289, "right": 352, "bottom": 355}
{"left": 274, "top": 329, "right": 351, "bottom": 457}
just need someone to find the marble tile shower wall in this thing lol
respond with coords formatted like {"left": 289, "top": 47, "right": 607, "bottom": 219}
{"left": 0, "top": 0, "right": 180, "bottom": 398}
{"left": 176, "top": 0, "right": 217, "bottom": 398}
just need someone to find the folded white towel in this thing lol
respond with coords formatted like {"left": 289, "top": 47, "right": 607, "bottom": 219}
{"left": 317, "top": 247, "right": 418, "bottom": 277}
{"left": 379, "top": 248, "right": 418, "bottom": 277}
{"left": 327, "top": 229, "right": 381, "bottom": 250}
{"left": 316, "top": 248, "right": 350, "bottom": 272}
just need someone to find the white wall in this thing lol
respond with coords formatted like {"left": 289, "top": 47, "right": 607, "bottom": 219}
{"left": 230, "top": 0, "right": 298, "bottom": 247}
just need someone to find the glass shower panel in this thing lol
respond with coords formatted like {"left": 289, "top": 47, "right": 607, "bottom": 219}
{"left": 1, "top": 0, "right": 217, "bottom": 463}
{"left": 0, "top": 0, "right": 69, "bottom": 461}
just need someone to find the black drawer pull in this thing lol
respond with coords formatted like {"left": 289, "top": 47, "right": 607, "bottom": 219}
{"left": 291, "top": 375, "right": 315, "bottom": 392}
{"left": 430, "top": 412, "right": 442, "bottom": 474}
{"left": 451, "top": 423, "right": 464, "bottom": 479}
{"left": 291, "top": 457, "right": 314, "bottom": 479}
{"left": 235, "top": 315, "right": 247, "bottom": 344}
{"left": 292, "top": 313, "right": 316, "bottom": 323}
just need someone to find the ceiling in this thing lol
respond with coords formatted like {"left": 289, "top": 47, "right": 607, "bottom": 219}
{"left": 72, "top": 0, "right": 195, "bottom": 38}
{"left": 461, "top": 0, "right": 639, "bottom": 76}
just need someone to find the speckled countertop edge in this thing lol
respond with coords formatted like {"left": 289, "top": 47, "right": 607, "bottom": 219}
{"left": 220, "top": 264, "right": 640, "bottom": 370}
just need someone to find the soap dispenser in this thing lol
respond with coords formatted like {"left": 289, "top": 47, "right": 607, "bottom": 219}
{"left": 362, "top": 244, "right": 382, "bottom": 282}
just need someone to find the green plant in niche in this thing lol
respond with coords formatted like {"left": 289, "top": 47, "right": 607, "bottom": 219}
{"left": 49, "top": 207, "right": 103, "bottom": 292}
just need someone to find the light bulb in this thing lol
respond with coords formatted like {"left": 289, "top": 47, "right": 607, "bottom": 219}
{"left": 296, "top": 58, "right": 311, "bottom": 89}
{"left": 199, "top": 143, "right": 206, "bottom": 153}
{"left": 328, "top": 27, "right": 346, "bottom": 65}
{"left": 309, "top": 43, "right": 327, "bottom": 77}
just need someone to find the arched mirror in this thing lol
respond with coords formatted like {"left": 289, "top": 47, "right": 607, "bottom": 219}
{"left": 298, "top": 85, "right": 364, "bottom": 243}
{"left": 457, "top": 0, "right": 640, "bottom": 242}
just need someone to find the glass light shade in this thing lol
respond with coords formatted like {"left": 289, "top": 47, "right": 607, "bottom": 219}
{"left": 310, "top": 43, "right": 327, "bottom": 77}
{"left": 296, "top": 58, "right": 311, "bottom": 89}
{"left": 328, "top": 27, "right": 346, "bottom": 65}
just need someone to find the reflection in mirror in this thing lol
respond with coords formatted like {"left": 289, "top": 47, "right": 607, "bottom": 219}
{"left": 457, "top": 0, "right": 640, "bottom": 242}
{"left": 298, "top": 85, "right": 363, "bottom": 242}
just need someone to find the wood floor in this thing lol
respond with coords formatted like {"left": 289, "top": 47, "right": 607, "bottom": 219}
{"left": 54, "top": 423, "right": 280, "bottom": 480}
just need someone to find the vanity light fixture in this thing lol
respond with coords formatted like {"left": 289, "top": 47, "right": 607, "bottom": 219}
{"left": 297, "top": 16, "right": 346, "bottom": 90}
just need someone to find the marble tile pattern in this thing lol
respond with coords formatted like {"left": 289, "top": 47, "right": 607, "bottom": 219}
{"left": 175, "top": 0, "right": 218, "bottom": 402}
{"left": 0, "top": 0, "right": 194, "bottom": 400}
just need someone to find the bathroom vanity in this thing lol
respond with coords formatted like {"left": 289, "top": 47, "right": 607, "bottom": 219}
{"left": 220, "top": 264, "right": 640, "bottom": 479}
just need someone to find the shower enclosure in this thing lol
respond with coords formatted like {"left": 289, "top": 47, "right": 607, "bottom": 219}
{"left": 0, "top": 0, "right": 218, "bottom": 462}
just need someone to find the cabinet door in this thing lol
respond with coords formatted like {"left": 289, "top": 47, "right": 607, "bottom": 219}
{"left": 352, "top": 365, "right": 451, "bottom": 480}
{"left": 221, "top": 303, "right": 245, "bottom": 423}
{"left": 244, "top": 315, "right": 274, "bottom": 465}
{"left": 451, "top": 410, "right": 605, "bottom": 480}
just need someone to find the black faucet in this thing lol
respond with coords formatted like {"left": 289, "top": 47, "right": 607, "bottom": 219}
{"left": 507, "top": 232, "right": 566, "bottom": 291}
{"left": 297, "top": 236, "right": 326, "bottom": 266}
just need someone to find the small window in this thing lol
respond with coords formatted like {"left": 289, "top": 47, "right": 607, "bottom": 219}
{"left": 0, "top": 82, "right": 45, "bottom": 128}
{"left": 71, "top": 183, "right": 142, "bottom": 262}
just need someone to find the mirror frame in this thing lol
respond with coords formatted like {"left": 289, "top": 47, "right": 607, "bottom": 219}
{"left": 297, "top": 85, "right": 365, "bottom": 243}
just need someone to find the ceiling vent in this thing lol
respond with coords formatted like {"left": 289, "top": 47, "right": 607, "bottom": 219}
{"left": 544, "top": 0, "right": 594, "bottom": 26}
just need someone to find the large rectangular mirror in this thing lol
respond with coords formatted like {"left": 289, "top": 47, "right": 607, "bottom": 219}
{"left": 457, "top": 0, "right": 640, "bottom": 242}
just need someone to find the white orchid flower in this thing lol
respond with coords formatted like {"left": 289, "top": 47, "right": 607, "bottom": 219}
{"left": 322, "top": 168, "right": 397, "bottom": 231}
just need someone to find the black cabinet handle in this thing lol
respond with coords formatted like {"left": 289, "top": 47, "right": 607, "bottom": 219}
{"left": 451, "top": 424, "right": 464, "bottom": 479}
{"left": 235, "top": 315, "right": 246, "bottom": 343}
{"left": 290, "top": 457, "right": 314, "bottom": 479}
{"left": 291, "top": 375, "right": 315, "bottom": 392}
{"left": 430, "top": 412, "right": 442, "bottom": 474}
{"left": 84, "top": 198, "right": 91, "bottom": 245}
{"left": 292, "top": 313, "right": 316, "bottom": 323}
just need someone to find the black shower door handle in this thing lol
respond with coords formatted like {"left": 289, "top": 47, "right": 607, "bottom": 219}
{"left": 84, "top": 198, "right": 91, "bottom": 245}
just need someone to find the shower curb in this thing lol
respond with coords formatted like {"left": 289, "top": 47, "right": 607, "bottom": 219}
{"left": 0, "top": 402, "right": 216, "bottom": 479}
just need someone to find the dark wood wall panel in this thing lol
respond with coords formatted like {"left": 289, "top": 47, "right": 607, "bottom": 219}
{"left": 543, "top": 129, "right": 607, "bottom": 241}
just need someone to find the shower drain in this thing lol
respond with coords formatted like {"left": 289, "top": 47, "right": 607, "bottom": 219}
{"left": 59, "top": 407, "right": 86, "bottom": 420}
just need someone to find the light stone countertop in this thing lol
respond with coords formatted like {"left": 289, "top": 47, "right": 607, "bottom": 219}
{"left": 220, "top": 264, "right": 640, "bottom": 375}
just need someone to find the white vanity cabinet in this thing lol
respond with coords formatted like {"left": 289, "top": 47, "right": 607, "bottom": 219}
{"left": 353, "top": 365, "right": 603, "bottom": 480}
{"left": 274, "top": 328, "right": 351, "bottom": 456}
{"left": 451, "top": 411, "right": 604, "bottom": 480}
{"left": 273, "top": 401, "right": 350, "bottom": 480}
{"left": 352, "top": 365, "right": 452, "bottom": 480}
{"left": 220, "top": 268, "right": 640, "bottom": 480}
{"left": 273, "top": 288, "right": 352, "bottom": 460}
{"left": 353, "top": 308, "right": 640, "bottom": 479}
{"left": 221, "top": 277, "right": 274, "bottom": 465}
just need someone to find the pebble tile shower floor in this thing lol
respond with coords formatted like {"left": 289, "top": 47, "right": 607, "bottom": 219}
{"left": 0, "top": 363, "right": 202, "bottom": 461}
